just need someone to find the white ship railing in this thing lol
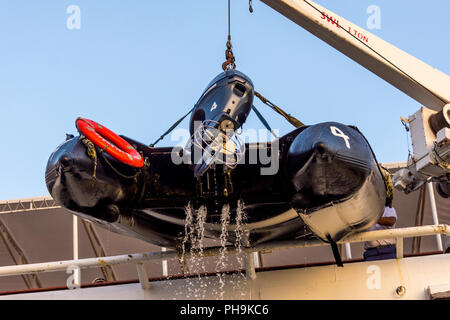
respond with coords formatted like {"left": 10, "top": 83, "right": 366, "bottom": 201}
{"left": 0, "top": 224, "right": 448, "bottom": 289}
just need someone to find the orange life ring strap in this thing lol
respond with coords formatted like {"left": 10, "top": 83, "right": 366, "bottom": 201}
{"left": 75, "top": 117, "right": 144, "bottom": 168}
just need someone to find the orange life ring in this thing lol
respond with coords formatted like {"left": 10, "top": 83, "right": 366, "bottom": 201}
{"left": 75, "top": 117, "right": 144, "bottom": 168}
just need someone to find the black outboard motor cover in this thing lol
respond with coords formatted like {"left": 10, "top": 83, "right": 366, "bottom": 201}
{"left": 189, "top": 69, "right": 254, "bottom": 177}
{"left": 189, "top": 69, "right": 254, "bottom": 135}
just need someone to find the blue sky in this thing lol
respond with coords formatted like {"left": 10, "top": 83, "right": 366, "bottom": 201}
{"left": 0, "top": 0, "right": 449, "bottom": 200}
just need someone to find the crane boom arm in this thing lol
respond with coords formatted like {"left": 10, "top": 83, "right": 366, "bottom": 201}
{"left": 261, "top": 0, "right": 450, "bottom": 111}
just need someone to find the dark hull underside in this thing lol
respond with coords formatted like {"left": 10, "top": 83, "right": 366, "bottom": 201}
{"left": 46, "top": 122, "right": 387, "bottom": 248}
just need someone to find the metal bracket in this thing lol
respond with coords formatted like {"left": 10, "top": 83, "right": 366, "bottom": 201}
{"left": 245, "top": 253, "right": 256, "bottom": 280}
{"left": 136, "top": 263, "right": 150, "bottom": 290}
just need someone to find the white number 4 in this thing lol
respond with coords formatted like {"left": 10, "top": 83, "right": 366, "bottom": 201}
{"left": 330, "top": 126, "right": 351, "bottom": 149}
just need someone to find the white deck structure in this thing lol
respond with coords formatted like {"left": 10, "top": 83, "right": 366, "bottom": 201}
{"left": 2, "top": 253, "right": 449, "bottom": 300}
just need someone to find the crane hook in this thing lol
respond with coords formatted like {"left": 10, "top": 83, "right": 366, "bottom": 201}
{"left": 222, "top": 36, "right": 236, "bottom": 71}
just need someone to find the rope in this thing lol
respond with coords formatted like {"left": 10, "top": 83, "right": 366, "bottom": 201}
{"left": 251, "top": 105, "right": 278, "bottom": 138}
{"left": 150, "top": 106, "right": 195, "bottom": 147}
{"left": 379, "top": 164, "right": 394, "bottom": 207}
{"left": 228, "top": 0, "right": 231, "bottom": 37}
{"left": 81, "top": 137, "right": 98, "bottom": 179}
{"left": 81, "top": 136, "right": 140, "bottom": 180}
{"left": 254, "top": 91, "right": 304, "bottom": 128}
{"left": 400, "top": 116, "right": 413, "bottom": 163}
{"left": 100, "top": 151, "right": 141, "bottom": 180}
